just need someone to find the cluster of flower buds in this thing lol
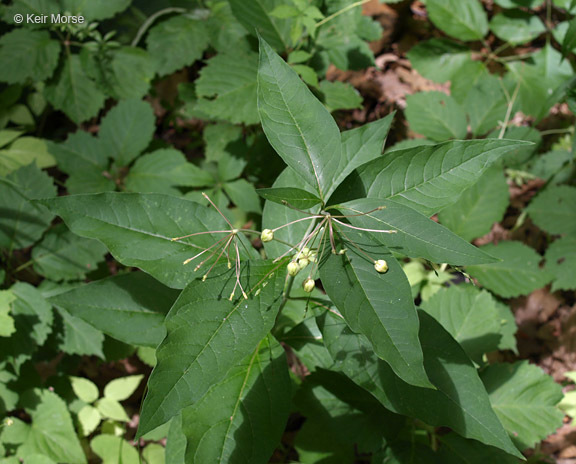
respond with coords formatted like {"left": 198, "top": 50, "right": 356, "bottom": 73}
{"left": 286, "top": 247, "right": 317, "bottom": 276}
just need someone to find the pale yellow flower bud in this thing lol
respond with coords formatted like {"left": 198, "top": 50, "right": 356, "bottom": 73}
{"left": 287, "top": 261, "right": 300, "bottom": 276}
{"left": 303, "top": 278, "right": 315, "bottom": 293}
{"left": 374, "top": 259, "right": 389, "bottom": 273}
{"left": 261, "top": 229, "right": 274, "bottom": 242}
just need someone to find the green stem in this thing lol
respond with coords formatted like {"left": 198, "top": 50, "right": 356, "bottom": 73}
{"left": 315, "top": 0, "right": 370, "bottom": 28}
{"left": 539, "top": 128, "right": 574, "bottom": 136}
{"left": 277, "top": 275, "right": 295, "bottom": 315}
{"left": 131, "top": 7, "right": 187, "bottom": 47}
{"left": 14, "top": 259, "right": 35, "bottom": 273}
{"left": 498, "top": 82, "right": 520, "bottom": 139}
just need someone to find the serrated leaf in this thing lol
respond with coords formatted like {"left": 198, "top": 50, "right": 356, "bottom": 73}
{"left": 181, "top": 335, "right": 291, "bottom": 463}
{"left": 335, "top": 198, "right": 496, "bottom": 265}
{"left": 545, "top": 236, "right": 576, "bottom": 291}
{"left": 70, "top": 376, "right": 99, "bottom": 403}
{"left": 421, "top": 284, "right": 504, "bottom": 362}
{"left": 61, "top": 0, "right": 130, "bottom": 20}
{"left": 405, "top": 91, "right": 467, "bottom": 141}
{"left": 44, "top": 55, "right": 106, "bottom": 124}
{"left": 36, "top": 192, "right": 235, "bottom": 289}
{"left": 481, "top": 361, "right": 564, "bottom": 449}
{"left": 426, "top": 0, "right": 488, "bottom": 41}
{"left": 56, "top": 307, "right": 105, "bottom": 358}
{"left": 125, "top": 148, "right": 213, "bottom": 194}
{"left": 407, "top": 38, "right": 471, "bottom": 83}
{"left": 318, "top": 311, "right": 523, "bottom": 459}
{"left": 464, "top": 75, "right": 508, "bottom": 136}
{"left": 0, "top": 136, "right": 56, "bottom": 176}
{"left": 257, "top": 187, "right": 322, "bottom": 209}
{"left": 147, "top": 15, "right": 209, "bottom": 76}
{"left": 228, "top": 0, "right": 291, "bottom": 50}
{"left": 47, "top": 130, "right": 108, "bottom": 174}
{"left": 0, "top": 290, "right": 16, "bottom": 337}
{"left": 193, "top": 51, "right": 259, "bottom": 125}
{"left": 490, "top": 10, "right": 546, "bottom": 44}
{"left": 258, "top": 37, "right": 342, "bottom": 202}
{"left": 17, "top": 389, "right": 86, "bottom": 463}
{"left": 102, "top": 46, "right": 154, "bottom": 100}
{"left": 50, "top": 272, "right": 178, "bottom": 346}
{"left": 137, "top": 260, "right": 286, "bottom": 436}
{"left": 438, "top": 165, "right": 509, "bottom": 241}
{"left": 0, "top": 164, "right": 56, "bottom": 250}
{"left": 99, "top": 99, "right": 155, "bottom": 166}
{"left": 333, "top": 139, "right": 529, "bottom": 217}
{"left": 467, "top": 242, "right": 553, "bottom": 298}
{"left": 104, "top": 375, "right": 143, "bottom": 401}
{"left": 32, "top": 225, "right": 107, "bottom": 281}
{"left": 319, "top": 229, "right": 432, "bottom": 389}
{"left": 0, "top": 29, "right": 60, "bottom": 84}
{"left": 91, "top": 435, "right": 139, "bottom": 464}
{"left": 527, "top": 185, "right": 576, "bottom": 236}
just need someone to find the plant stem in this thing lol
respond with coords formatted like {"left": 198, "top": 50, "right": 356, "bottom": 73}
{"left": 498, "top": 82, "right": 520, "bottom": 139}
{"left": 131, "top": 7, "right": 186, "bottom": 47}
{"left": 315, "top": 0, "right": 370, "bottom": 28}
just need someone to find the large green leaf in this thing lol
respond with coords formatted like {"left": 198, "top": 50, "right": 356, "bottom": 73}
{"left": 437, "top": 433, "right": 521, "bottom": 464}
{"left": 438, "top": 165, "right": 509, "bottom": 242}
{"left": 481, "top": 361, "right": 564, "bottom": 450}
{"left": 546, "top": 236, "right": 576, "bottom": 291}
{"left": 333, "top": 139, "right": 529, "bottom": 217}
{"left": 326, "top": 113, "right": 394, "bottom": 200}
{"left": 406, "top": 39, "right": 471, "bottom": 83}
{"left": 405, "top": 91, "right": 467, "bottom": 141}
{"left": 99, "top": 46, "right": 154, "bottom": 100}
{"left": 181, "top": 335, "right": 291, "bottom": 463}
{"left": 44, "top": 55, "right": 106, "bottom": 124}
{"left": 146, "top": 15, "right": 209, "bottom": 76}
{"left": 464, "top": 75, "right": 508, "bottom": 136}
{"left": 466, "top": 242, "right": 553, "bottom": 298}
{"left": 421, "top": 284, "right": 506, "bottom": 362}
{"left": 0, "top": 29, "right": 60, "bottom": 84}
{"left": 527, "top": 185, "right": 576, "bottom": 236}
{"left": 334, "top": 198, "right": 496, "bottom": 265}
{"left": 318, "top": 311, "right": 523, "bottom": 459}
{"left": 490, "top": 10, "right": 546, "bottom": 44}
{"left": 138, "top": 260, "right": 286, "bottom": 436}
{"left": 319, "top": 229, "right": 432, "bottom": 389}
{"left": 99, "top": 99, "right": 155, "bottom": 167}
{"left": 193, "top": 51, "right": 259, "bottom": 125}
{"left": 0, "top": 136, "right": 56, "bottom": 176}
{"left": 50, "top": 272, "right": 178, "bottom": 347}
{"left": 35, "top": 192, "right": 237, "bottom": 289}
{"left": 258, "top": 37, "right": 341, "bottom": 202}
{"left": 55, "top": 307, "right": 105, "bottom": 358}
{"left": 228, "top": 0, "right": 291, "bottom": 51}
{"left": 0, "top": 164, "right": 56, "bottom": 250}
{"left": 426, "top": 0, "right": 488, "bottom": 41}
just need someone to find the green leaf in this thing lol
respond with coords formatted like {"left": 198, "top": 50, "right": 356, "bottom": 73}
{"left": 438, "top": 165, "right": 509, "bottom": 242}
{"left": 546, "top": 236, "right": 576, "bottom": 291}
{"left": 143, "top": 444, "right": 165, "bottom": 464}
{"left": 258, "top": 37, "right": 342, "bottom": 202}
{"left": 91, "top": 435, "right": 139, "bottom": 464}
{"left": 336, "top": 198, "right": 497, "bottom": 265}
{"left": 137, "top": 260, "right": 287, "bottom": 436}
{"left": 257, "top": 187, "right": 322, "bottom": 209}
{"left": 146, "top": 15, "right": 209, "bottom": 76}
{"left": 0, "top": 164, "right": 56, "bottom": 250}
{"left": 421, "top": 284, "right": 506, "bottom": 362}
{"left": 481, "top": 361, "right": 564, "bottom": 450}
{"left": 102, "top": 47, "right": 154, "bottom": 100}
{"left": 181, "top": 335, "right": 291, "bottom": 463}
{"left": 467, "top": 242, "right": 553, "bottom": 298}
{"left": 193, "top": 51, "right": 260, "bottom": 125}
{"left": 405, "top": 91, "right": 467, "bottom": 141}
{"left": 318, "top": 311, "right": 523, "bottom": 459}
{"left": 490, "top": 10, "right": 546, "bottom": 44}
{"left": 487, "top": 126, "right": 541, "bottom": 166}
{"left": 77, "top": 405, "right": 101, "bottom": 436}
{"left": 50, "top": 272, "right": 178, "bottom": 346}
{"left": 0, "top": 136, "right": 56, "bottom": 176}
{"left": 47, "top": 130, "right": 108, "bottom": 174}
{"left": 319, "top": 229, "right": 432, "bottom": 389}
{"left": 562, "top": 17, "right": 576, "bottom": 58}
{"left": 437, "top": 433, "right": 521, "bottom": 464}
{"left": 125, "top": 149, "right": 213, "bottom": 194}
{"left": 527, "top": 149, "right": 573, "bottom": 184}
{"left": 406, "top": 39, "right": 471, "bottom": 83}
{"left": 61, "top": 0, "right": 130, "bottom": 20}
{"left": 99, "top": 99, "right": 155, "bottom": 166}
{"left": 426, "top": 0, "right": 488, "bottom": 41}
{"left": 0, "top": 129, "right": 23, "bottom": 149}
{"left": 291, "top": 64, "right": 319, "bottom": 87}
{"left": 44, "top": 55, "right": 106, "bottom": 124}
{"left": 56, "top": 307, "right": 105, "bottom": 358}
{"left": 223, "top": 178, "right": 262, "bottom": 213}
{"left": 228, "top": 0, "right": 291, "bottom": 50}
{"left": 36, "top": 192, "right": 233, "bottom": 289}
{"left": 0, "top": 290, "right": 15, "bottom": 337}
{"left": 96, "top": 397, "right": 130, "bottom": 422}
{"left": 326, "top": 113, "right": 394, "bottom": 201}
{"left": 0, "top": 29, "right": 60, "bottom": 84}
{"left": 280, "top": 317, "right": 334, "bottom": 372}
{"left": 70, "top": 376, "right": 99, "bottom": 403}
{"left": 464, "top": 75, "right": 508, "bottom": 136}
{"left": 333, "top": 139, "right": 529, "bottom": 217}
{"left": 495, "top": 0, "right": 544, "bottom": 6}
{"left": 17, "top": 389, "right": 86, "bottom": 463}
{"left": 31, "top": 224, "right": 107, "bottom": 281}
{"left": 527, "top": 185, "right": 576, "bottom": 236}
{"left": 104, "top": 375, "right": 143, "bottom": 401}
{"left": 319, "top": 80, "right": 363, "bottom": 112}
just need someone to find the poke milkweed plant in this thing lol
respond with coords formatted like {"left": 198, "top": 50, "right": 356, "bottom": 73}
{"left": 38, "top": 38, "right": 541, "bottom": 462}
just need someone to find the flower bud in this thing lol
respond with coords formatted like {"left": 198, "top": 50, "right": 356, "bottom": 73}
{"left": 287, "top": 261, "right": 300, "bottom": 276}
{"left": 374, "top": 259, "right": 389, "bottom": 273}
{"left": 261, "top": 229, "right": 274, "bottom": 242}
{"left": 298, "top": 258, "right": 310, "bottom": 270}
{"left": 303, "top": 278, "right": 315, "bottom": 293}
